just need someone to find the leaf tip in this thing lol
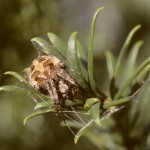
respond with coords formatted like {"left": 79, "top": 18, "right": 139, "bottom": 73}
{"left": 4, "top": 72, "right": 8, "bottom": 75}
{"left": 47, "top": 32, "right": 52, "bottom": 36}
{"left": 72, "top": 32, "right": 78, "bottom": 37}
{"left": 95, "top": 6, "right": 104, "bottom": 14}
{"left": 47, "top": 32, "right": 54, "bottom": 40}
{"left": 30, "top": 37, "right": 36, "bottom": 42}
{"left": 30, "top": 37, "right": 40, "bottom": 44}
{"left": 134, "top": 24, "right": 141, "bottom": 32}
{"left": 23, "top": 119, "right": 27, "bottom": 126}
{"left": 74, "top": 136, "right": 79, "bottom": 144}
{"left": 137, "top": 24, "right": 141, "bottom": 28}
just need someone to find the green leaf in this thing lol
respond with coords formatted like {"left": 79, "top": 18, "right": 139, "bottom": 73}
{"left": 128, "top": 63, "right": 149, "bottom": 96}
{"left": 126, "top": 40, "right": 143, "bottom": 74}
{"left": 109, "top": 77, "right": 118, "bottom": 99}
{"left": 23, "top": 67, "right": 30, "bottom": 76}
{"left": 88, "top": 7, "right": 104, "bottom": 95}
{"left": 89, "top": 102, "right": 101, "bottom": 126}
{"left": 3, "top": 71, "right": 48, "bottom": 101}
{"left": 104, "top": 96, "right": 134, "bottom": 109}
{"left": 122, "top": 40, "right": 143, "bottom": 85}
{"left": 34, "top": 100, "right": 54, "bottom": 109}
{"left": 23, "top": 108, "right": 55, "bottom": 125}
{"left": 31, "top": 37, "right": 66, "bottom": 63}
{"left": 84, "top": 97, "right": 99, "bottom": 110}
{"left": 67, "top": 32, "right": 88, "bottom": 89}
{"left": 76, "top": 40, "right": 88, "bottom": 82}
{"left": 105, "top": 51, "right": 116, "bottom": 80}
{"left": 79, "top": 63, "right": 88, "bottom": 82}
{"left": 0, "top": 85, "right": 49, "bottom": 103}
{"left": 114, "top": 57, "right": 150, "bottom": 99}
{"left": 31, "top": 89, "right": 53, "bottom": 103}
{"left": 74, "top": 120, "right": 93, "bottom": 144}
{"left": 0, "top": 85, "right": 29, "bottom": 94}
{"left": 77, "top": 40, "right": 87, "bottom": 62}
{"left": 31, "top": 37, "right": 53, "bottom": 54}
{"left": 0, "top": 85, "right": 37, "bottom": 100}
{"left": 4, "top": 71, "right": 28, "bottom": 84}
{"left": 134, "top": 63, "right": 150, "bottom": 83}
{"left": 35, "top": 98, "right": 84, "bottom": 110}
{"left": 65, "top": 99, "right": 84, "bottom": 107}
{"left": 114, "top": 25, "right": 141, "bottom": 79}
{"left": 47, "top": 32, "right": 67, "bottom": 58}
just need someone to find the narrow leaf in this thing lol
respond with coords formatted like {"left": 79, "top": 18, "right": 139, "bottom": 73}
{"left": 34, "top": 98, "right": 83, "bottom": 110}
{"left": 47, "top": 32, "right": 67, "bottom": 58}
{"left": 0, "top": 85, "right": 29, "bottom": 94}
{"left": 114, "top": 25, "right": 141, "bottom": 79}
{"left": 23, "top": 108, "right": 55, "bottom": 125}
{"left": 109, "top": 77, "right": 118, "bottom": 99}
{"left": 126, "top": 40, "right": 143, "bottom": 74}
{"left": 122, "top": 40, "right": 143, "bottom": 83}
{"left": 31, "top": 37, "right": 53, "bottom": 54}
{"left": 67, "top": 32, "right": 88, "bottom": 89}
{"left": 0, "top": 85, "right": 48, "bottom": 103}
{"left": 4, "top": 71, "right": 28, "bottom": 84}
{"left": 135, "top": 63, "right": 150, "bottom": 83}
{"left": 128, "top": 63, "right": 149, "bottom": 96}
{"left": 34, "top": 100, "right": 54, "bottom": 110}
{"left": 31, "top": 37, "right": 66, "bottom": 63}
{"left": 77, "top": 40, "right": 88, "bottom": 82}
{"left": 84, "top": 97, "right": 99, "bottom": 110}
{"left": 104, "top": 96, "right": 134, "bottom": 109}
{"left": 90, "top": 102, "right": 101, "bottom": 126}
{"left": 22, "top": 67, "right": 30, "bottom": 78}
{"left": 77, "top": 40, "right": 87, "bottom": 62}
{"left": 88, "top": 7, "right": 104, "bottom": 95}
{"left": 105, "top": 51, "right": 116, "bottom": 80}
{"left": 65, "top": 99, "right": 84, "bottom": 107}
{"left": 114, "top": 57, "right": 150, "bottom": 99}
{"left": 79, "top": 63, "right": 88, "bottom": 82}
{"left": 74, "top": 120, "right": 93, "bottom": 144}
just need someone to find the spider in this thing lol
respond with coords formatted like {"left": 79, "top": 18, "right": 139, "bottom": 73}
{"left": 27, "top": 54, "right": 80, "bottom": 109}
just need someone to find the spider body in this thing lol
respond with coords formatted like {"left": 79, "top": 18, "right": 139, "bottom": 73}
{"left": 28, "top": 55, "right": 79, "bottom": 106}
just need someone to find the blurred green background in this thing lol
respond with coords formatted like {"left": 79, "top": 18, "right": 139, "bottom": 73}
{"left": 0, "top": 0, "right": 150, "bottom": 150}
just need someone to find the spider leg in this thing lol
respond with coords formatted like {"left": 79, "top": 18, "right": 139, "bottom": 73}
{"left": 45, "top": 79, "right": 68, "bottom": 123}
{"left": 45, "top": 79, "right": 59, "bottom": 105}
{"left": 57, "top": 68, "right": 76, "bottom": 85}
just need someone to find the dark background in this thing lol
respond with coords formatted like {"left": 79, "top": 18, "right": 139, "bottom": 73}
{"left": 0, "top": 0, "right": 150, "bottom": 150}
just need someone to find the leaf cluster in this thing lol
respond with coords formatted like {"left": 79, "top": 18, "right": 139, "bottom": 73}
{"left": 0, "top": 7, "right": 149, "bottom": 146}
